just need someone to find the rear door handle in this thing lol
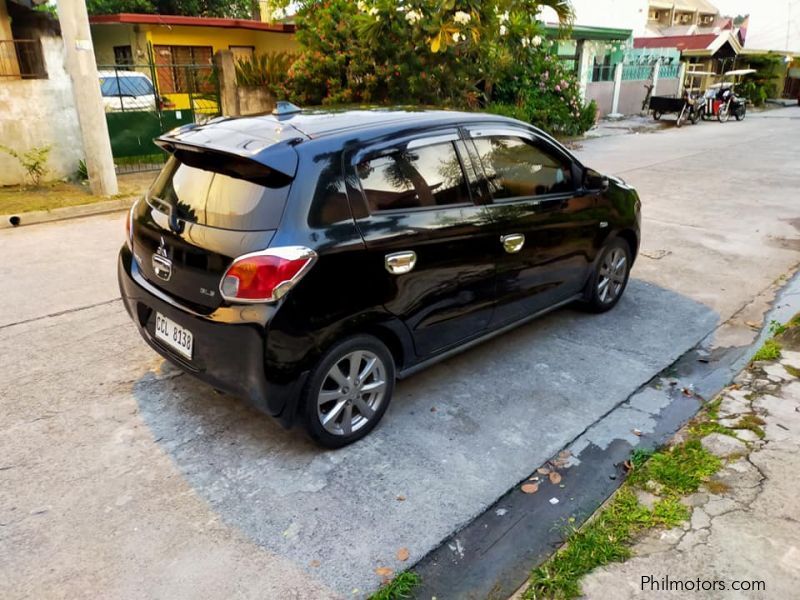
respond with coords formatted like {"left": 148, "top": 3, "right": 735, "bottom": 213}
{"left": 500, "top": 233, "right": 525, "bottom": 254}
{"left": 385, "top": 251, "right": 417, "bottom": 275}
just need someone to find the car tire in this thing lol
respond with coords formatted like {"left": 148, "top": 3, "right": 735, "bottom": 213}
{"left": 302, "top": 334, "right": 395, "bottom": 448}
{"left": 653, "top": 111, "right": 661, "bottom": 121}
{"left": 583, "top": 238, "right": 632, "bottom": 313}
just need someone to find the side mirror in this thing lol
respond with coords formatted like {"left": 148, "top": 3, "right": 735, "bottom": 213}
{"left": 584, "top": 169, "right": 609, "bottom": 192}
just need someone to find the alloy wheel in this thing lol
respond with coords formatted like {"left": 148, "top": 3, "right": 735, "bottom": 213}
{"left": 316, "top": 350, "right": 387, "bottom": 436}
{"left": 597, "top": 248, "right": 627, "bottom": 304}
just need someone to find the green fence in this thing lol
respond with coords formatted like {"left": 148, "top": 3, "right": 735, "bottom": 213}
{"left": 98, "top": 43, "right": 220, "bottom": 173}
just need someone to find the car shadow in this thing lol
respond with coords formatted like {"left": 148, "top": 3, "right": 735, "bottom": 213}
{"left": 133, "top": 277, "right": 718, "bottom": 595}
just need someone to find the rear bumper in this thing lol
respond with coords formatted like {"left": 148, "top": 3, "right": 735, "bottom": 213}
{"left": 117, "top": 246, "right": 307, "bottom": 428}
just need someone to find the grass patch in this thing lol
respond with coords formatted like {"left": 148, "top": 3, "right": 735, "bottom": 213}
{"left": 704, "top": 480, "right": 731, "bottom": 495}
{"left": 0, "top": 173, "right": 151, "bottom": 214}
{"left": 369, "top": 572, "right": 421, "bottom": 600}
{"left": 627, "top": 440, "right": 721, "bottom": 496}
{"left": 785, "top": 364, "right": 800, "bottom": 378}
{"left": 523, "top": 488, "right": 687, "bottom": 600}
{"left": 687, "top": 419, "right": 734, "bottom": 440}
{"left": 752, "top": 338, "right": 782, "bottom": 362}
{"left": 734, "top": 414, "right": 766, "bottom": 439}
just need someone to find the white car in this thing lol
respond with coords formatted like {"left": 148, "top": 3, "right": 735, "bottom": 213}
{"left": 99, "top": 70, "right": 157, "bottom": 112}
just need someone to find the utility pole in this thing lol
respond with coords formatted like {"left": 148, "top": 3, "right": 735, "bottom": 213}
{"left": 57, "top": 0, "right": 118, "bottom": 196}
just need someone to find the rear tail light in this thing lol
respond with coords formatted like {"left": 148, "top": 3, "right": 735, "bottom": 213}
{"left": 220, "top": 246, "right": 317, "bottom": 303}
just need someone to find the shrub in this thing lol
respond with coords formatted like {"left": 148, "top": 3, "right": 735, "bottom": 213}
{"left": 0, "top": 144, "right": 51, "bottom": 186}
{"left": 235, "top": 52, "right": 295, "bottom": 89}
{"left": 275, "top": 0, "right": 596, "bottom": 136}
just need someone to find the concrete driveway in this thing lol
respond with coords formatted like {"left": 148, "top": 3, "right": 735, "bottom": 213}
{"left": 1, "top": 106, "right": 799, "bottom": 599}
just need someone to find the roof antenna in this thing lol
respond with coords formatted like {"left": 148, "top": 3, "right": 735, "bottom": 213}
{"left": 272, "top": 101, "right": 303, "bottom": 116}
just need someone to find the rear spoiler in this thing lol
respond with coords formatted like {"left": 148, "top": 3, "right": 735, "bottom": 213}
{"left": 155, "top": 118, "right": 305, "bottom": 179}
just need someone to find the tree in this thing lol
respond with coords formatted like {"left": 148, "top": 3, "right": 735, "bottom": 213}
{"left": 86, "top": 0, "right": 255, "bottom": 18}
{"left": 278, "top": 0, "right": 596, "bottom": 135}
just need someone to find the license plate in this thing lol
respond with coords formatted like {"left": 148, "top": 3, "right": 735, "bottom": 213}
{"left": 154, "top": 312, "right": 193, "bottom": 360}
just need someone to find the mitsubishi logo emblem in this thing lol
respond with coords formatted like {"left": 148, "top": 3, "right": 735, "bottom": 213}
{"left": 152, "top": 236, "right": 173, "bottom": 281}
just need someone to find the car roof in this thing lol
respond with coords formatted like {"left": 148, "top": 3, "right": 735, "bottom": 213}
{"left": 97, "top": 70, "right": 152, "bottom": 78}
{"left": 156, "top": 108, "right": 564, "bottom": 177}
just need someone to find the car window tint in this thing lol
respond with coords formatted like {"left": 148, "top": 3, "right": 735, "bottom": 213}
{"left": 357, "top": 142, "right": 469, "bottom": 212}
{"left": 472, "top": 136, "right": 573, "bottom": 199}
{"left": 149, "top": 157, "right": 289, "bottom": 231}
{"left": 99, "top": 76, "right": 153, "bottom": 97}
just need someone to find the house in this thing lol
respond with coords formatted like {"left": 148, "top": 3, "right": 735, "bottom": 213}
{"left": 0, "top": 0, "right": 83, "bottom": 185}
{"left": 643, "top": 0, "right": 724, "bottom": 37}
{"left": 88, "top": 13, "right": 298, "bottom": 111}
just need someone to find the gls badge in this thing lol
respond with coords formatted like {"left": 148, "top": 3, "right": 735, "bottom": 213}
{"left": 152, "top": 236, "right": 173, "bottom": 281}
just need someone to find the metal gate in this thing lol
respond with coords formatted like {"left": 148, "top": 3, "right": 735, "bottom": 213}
{"left": 97, "top": 43, "right": 221, "bottom": 173}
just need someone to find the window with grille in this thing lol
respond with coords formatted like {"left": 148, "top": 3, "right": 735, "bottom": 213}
{"left": 153, "top": 45, "right": 214, "bottom": 94}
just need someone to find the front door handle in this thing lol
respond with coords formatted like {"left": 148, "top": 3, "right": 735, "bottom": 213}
{"left": 500, "top": 233, "right": 525, "bottom": 254}
{"left": 385, "top": 251, "right": 417, "bottom": 275}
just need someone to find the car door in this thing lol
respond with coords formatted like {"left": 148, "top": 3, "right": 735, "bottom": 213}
{"left": 463, "top": 126, "right": 601, "bottom": 327}
{"left": 344, "top": 131, "right": 498, "bottom": 358}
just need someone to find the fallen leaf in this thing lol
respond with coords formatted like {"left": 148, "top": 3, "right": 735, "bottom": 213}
{"left": 745, "top": 320, "right": 761, "bottom": 329}
{"left": 537, "top": 467, "right": 551, "bottom": 475}
{"left": 375, "top": 566, "right": 394, "bottom": 578}
{"left": 396, "top": 547, "right": 410, "bottom": 561}
{"left": 396, "top": 495, "right": 406, "bottom": 502}
{"left": 632, "top": 428, "right": 642, "bottom": 436}
{"left": 310, "top": 560, "right": 320, "bottom": 568}
{"left": 623, "top": 459, "right": 633, "bottom": 472}
{"left": 549, "top": 471, "right": 562, "bottom": 485}
{"left": 521, "top": 482, "right": 539, "bottom": 494}
{"left": 558, "top": 450, "right": 572, "bottom": 460}
{"left": 682, "top": 387, "right": 693, "bottom": 396}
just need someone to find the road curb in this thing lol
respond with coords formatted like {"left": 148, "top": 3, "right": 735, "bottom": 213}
{"left": 0, "top": 197, "right": 135, "bottom": 230}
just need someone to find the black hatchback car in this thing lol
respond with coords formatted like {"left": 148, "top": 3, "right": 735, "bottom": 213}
{"left": 119, "top": 108, "right": 641, "bottom": 447}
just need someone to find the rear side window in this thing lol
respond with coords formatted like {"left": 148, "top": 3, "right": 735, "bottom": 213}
{"left": 148, "top": 156, "right": 290, "bottom": 231}
{"left": 357, "top": 142, "right": 470, "bottom": 212}
{"left": 472, "top": 136, "right": 573, "bottom": 199}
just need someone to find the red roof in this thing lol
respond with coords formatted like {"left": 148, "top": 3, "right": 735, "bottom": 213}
{"left": 634, "top": 34, "right": 717, "bottom": 51}
{"left": 89, "top": 13, "right": 295, "bottom": 33}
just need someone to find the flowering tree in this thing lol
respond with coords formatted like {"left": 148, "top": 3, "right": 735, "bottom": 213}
{"left": 277, "top": 0, "right": 596, "bottom": 135}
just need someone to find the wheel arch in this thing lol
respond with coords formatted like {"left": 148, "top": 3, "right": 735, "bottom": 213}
{"left": 616, "top": 228, "right": 640, "bottom": 262}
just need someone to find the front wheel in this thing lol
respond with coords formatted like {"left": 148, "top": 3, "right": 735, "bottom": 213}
{"left": 718, "top": 103, "right": 730, "bottom": 123}
{"left": 583, "top": 238, "right": 632, "bottom": 312}
{"left": 735, "top": 103, "right": 746, "bottom": 121}
{"left": 302, "top": 335, "right": 395, "bottom": 448}
{"left": 653, "top": 110, "right": 662, "bottom": 121}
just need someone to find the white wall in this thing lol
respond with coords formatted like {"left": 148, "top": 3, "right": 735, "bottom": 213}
{"left": 0, "top": 35, "right": 84, "bottom": 185}
{"left": 539, "top": 0, "right": 649, "bottom": 35}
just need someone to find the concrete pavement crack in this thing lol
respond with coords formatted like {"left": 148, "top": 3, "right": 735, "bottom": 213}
{"left": 0, "top": 298, "right": 122, "bottom": 330}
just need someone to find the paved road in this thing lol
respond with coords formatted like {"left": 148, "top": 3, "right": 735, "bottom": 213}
{"left": 1, "top": 107, "right": 799, "bottom": 599}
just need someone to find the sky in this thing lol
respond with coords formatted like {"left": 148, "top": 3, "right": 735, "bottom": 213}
{"left": 714, "top": 0, "right": 800, "bottom": 51}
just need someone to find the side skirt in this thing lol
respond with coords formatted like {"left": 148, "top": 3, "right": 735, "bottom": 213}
{"left": 397, "top": 293, "right": 583, "bottom": 380}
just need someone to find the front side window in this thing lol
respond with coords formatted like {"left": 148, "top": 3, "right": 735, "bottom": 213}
{"left": 472, "top": 136, "right": 573, "bottom": 200}
{"left": 357, "top": 142, "right": 470, "bottom": 212}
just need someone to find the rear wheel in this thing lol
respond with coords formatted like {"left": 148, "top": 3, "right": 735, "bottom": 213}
{"left": 584, "top": 238, "right": 632, "bottom": 312}
{"left": 653, "top": 110, "right": 662, "bottom": 121}
{"left": 302, "top": 335, "right": 395, "bottom": 448}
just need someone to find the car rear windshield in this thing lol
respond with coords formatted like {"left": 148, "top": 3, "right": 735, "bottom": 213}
{"left": 99, "top": 75, "right": 154, "bottom": 97}
{"left": 147, "top": 155, "right": 291, "bottom": 232}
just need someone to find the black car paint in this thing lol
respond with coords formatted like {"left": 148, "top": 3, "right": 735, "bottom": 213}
{"left": 118, "top": 109, "right": 640, "bottom": 429}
